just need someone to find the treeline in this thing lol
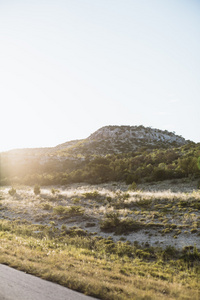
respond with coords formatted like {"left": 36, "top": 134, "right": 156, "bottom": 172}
{"left": 1, "top": 143, "right": 200, "bottom": 186}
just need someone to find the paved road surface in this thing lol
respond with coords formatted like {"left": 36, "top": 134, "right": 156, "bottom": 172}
{"left": 0, "top": 264, "right": 98, "bottom": 300}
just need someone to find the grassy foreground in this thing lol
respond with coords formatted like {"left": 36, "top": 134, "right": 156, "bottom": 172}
{"left": 0, "top": 219, "right": 199, "bottom": 300}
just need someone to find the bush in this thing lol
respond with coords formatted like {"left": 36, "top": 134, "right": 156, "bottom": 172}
{"left": 100, "top": 214, "right": 143, "bottom": 234}
{"left": 8, "top": 187, "right": 16, "bottom": 196}
{"left": 51, "top": 188, "right": 56, "bottom": 195}
{"left": 83, "top": 191, "right": 100, "bottom": 199}
{"left": 182, "top": 245, "right": 200, "bottom": 261}
{"left": 128, "top": 182, "right": 137, "bottom": 190}
{"left": 53, "top": 205, "right": 85, "bottom": 216}
{"left": 135, "top": 249, "right": 150, "bottom": 259}
{"left": 41, "top": 203, "right": 52, "bottom": 210}
{"left": 51, "top": 188, "right": 59, "bottom": 195}
{"left": 34, "top": 185, "right": 40, "bottom": 195}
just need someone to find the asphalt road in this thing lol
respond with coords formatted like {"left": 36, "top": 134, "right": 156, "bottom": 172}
{"left": 0, "top": 264, "right": 98, "bottom": 300}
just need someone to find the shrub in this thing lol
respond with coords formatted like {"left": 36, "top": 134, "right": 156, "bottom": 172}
{"left": 135, "top": 249, "right": 150, "bottom": 259}
{"left": 136, "top": 199, "right": 152, "bottom": 209}
{"left": 163, "top": 246, "right": 178, "bottom": 259}
{"left": 53, "top": 205, "right": 66, "bottom": 215}
{"left": 100, "top": 214, "right": 143, "bottom": 234}
{"left": 106, "top": 196, "right": 112, "bottom": 203}
{"left": 182, "top": 245, "right": 200, "bottom": 261}
{"left": 51, "top": 188, "right": 56, "bottom": 195}
{"left": 128, "top": 182, "right": 137, "bottom": 190}
{"left": 41, "top": 203, "right": 53, "bottom": 210}
{"left": 83, "top": 191, "right": 100, "bottom": 199}
{"left": 53, "top": 205, "right": 84, "bottom": 216}
{"left": 72, "top": 197, "right": 81, "bottom": 204}
{"left": 8, "top": 187, "right": 16, "bottom": 196}
{"left": 51, "top": 188, "right": 59, "bottom": 195}
{"left": 191, "top": 228, "right": 198, "bottom": 234}
{"left": 34, "top": 185, "right": 40, "bottom": 195}
{"left": 68, "top": 227, "right": 88, "bottom": 237}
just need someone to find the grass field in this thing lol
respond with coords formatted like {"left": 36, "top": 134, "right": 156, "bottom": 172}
{"left": 0, "top": 179, "right": 200, "bottom": 299}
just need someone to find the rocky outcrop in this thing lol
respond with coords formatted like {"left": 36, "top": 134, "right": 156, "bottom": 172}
{"left": 88, "top": 125, "right": 186, "bottom": 146}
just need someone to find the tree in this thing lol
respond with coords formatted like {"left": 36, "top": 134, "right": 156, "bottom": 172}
{"left": 178, "top": 157, "right": 198, "bottom": 177}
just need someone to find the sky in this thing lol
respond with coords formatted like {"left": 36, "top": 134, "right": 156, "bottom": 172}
{"left": 0, "top": 0, "right": 200, "bottom": 152}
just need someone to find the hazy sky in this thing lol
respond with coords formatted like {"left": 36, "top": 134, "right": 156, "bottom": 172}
{"left": 1, "top": 0, "right": 200, "bottom": 151}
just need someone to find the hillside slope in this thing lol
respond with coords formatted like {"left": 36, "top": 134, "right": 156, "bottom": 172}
{"left": 1, "top": 125, "right": 188, "bottom": 163}
{"left": 53, "top": 125, "right": 187, "bottom": 158}
{"left": 2, "top": 125, "right": 197, "bottom": 186}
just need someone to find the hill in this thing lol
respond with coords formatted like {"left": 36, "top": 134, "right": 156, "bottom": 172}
{"left": 1, "top": 125, "right": 199, "bottom": 186}
{"left": 52, "top": 125, "right": 187, "bottom": 158}
{"left": 1, "top": 125, "right": 188, "bottom": 162}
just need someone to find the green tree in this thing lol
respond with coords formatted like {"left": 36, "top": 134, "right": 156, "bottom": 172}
{"left": 178, "top": 157, "right": 198, "bottom": 177}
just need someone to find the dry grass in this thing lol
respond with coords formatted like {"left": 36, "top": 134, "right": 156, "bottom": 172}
{"left": 1, "top": 180, "right": 199, "bottom": 249}
{"left": 0, "top": 179, "right": 200, "bottom": 299}
{"left": 0, "top": 227, "right": 199, "bottom": 300}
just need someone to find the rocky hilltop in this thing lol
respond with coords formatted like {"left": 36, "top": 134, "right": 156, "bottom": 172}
{"left": 89, "top": 125, "right": 185, "bottom": 145}
{"left": 1, "top": 125, "right": 188, "bottom": 164}
{"left": 53, "top": 125, "right": 187, "bottom": 158}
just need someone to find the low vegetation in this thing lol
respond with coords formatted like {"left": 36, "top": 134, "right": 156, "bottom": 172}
{"left": 8, "top": 187, "right": 16, "bottom": 196}
{"left": 0, "top": 181, "right": 200, "bottom": 299}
